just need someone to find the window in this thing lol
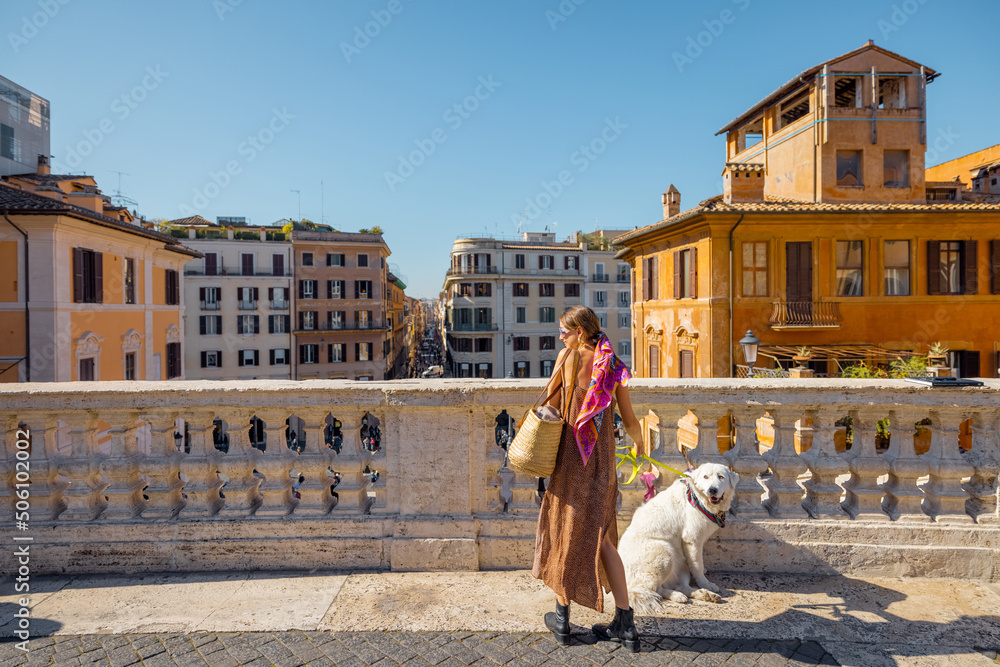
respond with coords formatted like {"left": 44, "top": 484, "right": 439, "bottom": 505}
{"left": 642, "top": 257, "right": 658, "bottom": 300}
{"left": 564, "top": 283, "right": 579, "bottom": 298}
{"left": 355, "top": 342, "right": 373, "bottom": 361}
{"left": 453, "top": 337, "right": 472, "bottom": 353}
{"left": 358, "top": 254, "right": 368, "bottom": 267}
{"left": 239, "top": 349, "right": 260, "bottom": 367}
{"left": 300, "top": 344, "right": 318, "bottom": 364}
{"left": 565, "top": 256, "right": 578, "bottom": 271}
{"left": 355, "top": 280, "right": 372, "bottom": 299}
{"left": 619, "top": 340, "right": 630, "bottom": 357}
{"left": 884, "top": 150, "right": 909, "bottom": 187}
{"left": 357, "top": 310, "right": 371, "bottom": 328}
{"left": 617, "top": 263, "right": 630, "bottom": 282}
{"left": 540, "top": 336, "right": 555, "bottom": 350}
{"left": 513, "top": 283, "right": 528, "bottom": 297}
{"left": 679, "top": 349, "right": 694, "bottom": 378}
{"left": 240, "top": 253, "right": 255, "bottom": 276}
{"left": 302, "top": 252, "right": 313, "bottom": 267}
{"left": 204, "top": 252, "right": 219, "bottom": 276}
{"left": 476, "top": 337, "right": 492, "bottom": 352}
{"left": 742, "top": 242, "right": 768, "bottom": 297}
{"left": 328, "top": 343, "right": 346, "bottom": 363}
{"left": 271, "top": 254, "right": 285, "bottom": 277}
{"left": 124, "top": 258, "right": 136, "bottom": 304}
{"left": 594, "top": 262, "right": 606, "bottom": 280}
{"left": 270, "top": 287, "right": 289, "bottom": 307}
{"left": 238, "top": 314, "right": 260, "bottom": 334}
{"left": 200, "top": 315, "right": 222, "bottom": 335}
{"left": 884, "top": 240, "right": 911, "bottom": 296}
{"left": 878, "top": 76, "right": 907, "bottom": 109}
{"left": 477, "top": 363, "right": 493, "bottom": 379}
{"left": 515, "top": 307, "right": 526, "bottom": 324}
{"left": 673, "top": 249, "right": 697, "bottom": 299}
{"left": 539, "top": 255, "right": 554, "bottom": 270}
{"left": 992, "top": 241, "right": 1000, "bottom": 295}
{"left": 72, "top": 248, "right": 103, "bottom": 303}
{"left": 201, "top": 350, "right": 221, "bottom": 369}
{"left": 836, "top": 241, "right": 864, "bottom": 296}
{"left": 833, "top": 75, "right": 862, "bottom": 108}
{"left": 299, "top": 279, "right": 316, "bottom": 299}
{"left": 79, "top": 357, "right": 95, "bottom": 381}
{"left": 166, "top": 342, "right": 181, "bottom": 378}
{"left": 475, "top": 283, "right": 491, "bottom": 297}
{"left": 299, "top": 311, "right": 317, "bottom": 330}
{"left": 457, "top": 283, "right": 473, "bottom": 297}
{"left": 269, "top": 314, "right": 288, "bottom": 334}
{"left": 1, "top": 123, "right": 17, "bottom": 160}
{"left": 515, "top": 254, "right": 525, "bottom": 269}
{"left": 238, "top": 286, "right": 259, "bottom": 309}
{"left": 618, "top": 312, "right": 629, "bottom": 328}
{"left": 541, "top": 359, "right": 554, "bottom": 376}
{"left": 515, "top": 361, "right": 530, "bottom": 378}
{"left": 540, "top": 307, "right": 555, "bottom": 323}
{"left": 125, "top": 352, "right": 136, "bottom": 379}
{"left": 200, "top": 286, "right": 220, "bottom": 310}
{"left": 455, "top": 308, "right": 472, "bottom": 326}
{"left": 594, "top": 290, "right": 606, "bottom": 307}
{"left": 540, "top": 283, "right": 555, "bottom": 297}
{"left": 648, "top": 345, "right": 660, "bottom": 377}
{"left": 165, "top": 270, "right": 179, "bottom": 305}
{"left": 618, "top": 291, "right": 629, "bottom": 307}
{"left": 328, "top": 311, "right": 345, "bottom": 329}
{"left": 271, "top": 348, "right": 289, "bottom": 367}
{"left": 327, "top": 253, "right": 345, "bottom": 267}
{"left": 836, "top": 150, "right": 863, "bottom": 186}
{"left": 597, "top": 312, "right": 607, "bottom": 328}
{"left": 475, "top": 307, "right": 492, "bottom": 326}
{"left": 928, "top": 241, "right": 977, "bottom": 295}
{"left": 778, "top": 88, "right": 810, "bottom": 128}
{"left": 514, "top": 336, "right": 530, "bottom": 351}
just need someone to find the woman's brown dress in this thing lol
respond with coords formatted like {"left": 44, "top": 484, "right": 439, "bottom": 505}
{"left": 531, "top": 383, "right": 618, "bottom": 612}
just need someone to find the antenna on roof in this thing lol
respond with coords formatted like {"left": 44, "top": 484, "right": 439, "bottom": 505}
{"left": 109, "top": 170, "right": 138, "bottom": 209}
{"left": 320, "top": 180, "right": 326, "bottom": 225}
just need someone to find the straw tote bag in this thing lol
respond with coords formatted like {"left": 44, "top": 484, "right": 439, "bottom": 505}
{"left": 507, "top": 351, "right": 580, "bottom": 478}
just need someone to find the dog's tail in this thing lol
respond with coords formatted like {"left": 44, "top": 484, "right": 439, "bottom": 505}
{"left": 627, "top": 586, "right": 663, "bottom": 616}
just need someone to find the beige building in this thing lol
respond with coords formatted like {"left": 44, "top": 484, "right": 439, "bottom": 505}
{"left": 173, "top": 217, "right": 293, "bottom": 381}
{"left": 443, "top": 231, "right": 631, "bottom": 378}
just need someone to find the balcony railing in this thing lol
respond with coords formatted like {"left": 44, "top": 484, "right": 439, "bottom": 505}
{"left": 447, "top": 322, "right": 499, "bottom": 332}
{"left": 592, "top": 274, "right": 610, "bottom": 283}
{"left": 617, "top": 274, "right": 630, "bottom": 283}
{"left": 238, "top": 300, "right": 258, "bottom": 311}
{"left": 200, "top": 301, "right": 220, "bottom": 311}
{"left": 2, "top": 379, "right": 997, "bottom": 576}
{"left": 270, "top": 300, "right": 288, "bottom": 310}
{"left": 185, "top": 266, "right": 292, "bottom": 277}
{"left": 446, "top": 266, "right": 499, "bottom": 277}
{"left": 298, "top": 322, "right": 391, "bottom": 333}
{"left": 769, "top": 300, "right": 843, "bottom": 329}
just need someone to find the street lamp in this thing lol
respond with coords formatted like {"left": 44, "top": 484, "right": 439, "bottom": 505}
{"left": 739, "top": 330, "right": 761, "bottom": 372}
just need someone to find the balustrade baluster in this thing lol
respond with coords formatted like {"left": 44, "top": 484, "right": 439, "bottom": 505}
{"left": 252, "top": 410, "right": 297, "bottom": 517}
{"left": 26, "top": 416, "right": 69, "bottom": 519}
{"left": 964, "top": 412, "right": 999, "bottom": 524}
{"left": 800, "top": 408, "right": 848, "bottom": 518}
{"left": 722, "top": 407, "right": 766, "bottom": 517}
{"left": 56, "top": 413, "right": 110, "bottom": 520}
{"left": 176, "top": 414, "right": 224, "bottom": 517}
{"left": 211, "top": 410, "right": 262, "bottom": 518}
{"left": 137, "top": 413, "right": 186, "bottom": 519}
{"left": 920, "top": 409, "right": 974, "bottom": 523}
{"left": 761, "top": 409, "right": 809, "bottom": 518}
{"left": 880, "top": 408, "right": 929, "bottom": 521}
{"left": 645, "top": 406, "right": 690, "bottom": 490}
{"left": 97, "top": 410, "right": 146, "bottom": 520}
{"left": 293, "top": 410, "right": 339, "bottom": 515}
{"left": 687, "top": 408, "right": 729, "bottom": 466}
{"left": 841, "top": 409, "right": 890, "bottom": 520}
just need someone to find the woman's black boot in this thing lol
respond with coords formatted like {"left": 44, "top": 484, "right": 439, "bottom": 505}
{"left": 592, "top": 606, "right": 639, "bottom": 652}
{"left": 544, "top": 602, "right": 570, "bottom": 646}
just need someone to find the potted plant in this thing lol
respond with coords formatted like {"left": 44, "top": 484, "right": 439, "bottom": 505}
{"left": 927, "top": 342, "right": 949, "bottom": 367}
{"left": 792, "top": 346, "right": 813, "bottom": 370}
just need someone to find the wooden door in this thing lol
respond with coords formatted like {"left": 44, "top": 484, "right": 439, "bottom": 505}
{"left": 785, "top": 242, "right": 813, "bottom": 324}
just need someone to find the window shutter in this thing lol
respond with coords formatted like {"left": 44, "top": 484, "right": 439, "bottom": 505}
{"left": 327, "top": 280, "right": 332, "bottom": 298}
{"left": 964, "top": 240, "right": 978, "bottom": 295}
{"left": 238, "top": 287, "right": 244, "bottom": 301}
{"left": 298, "top": 312, "right": 304, "bottom": 330}
{"left": 563, "top": 256, "right": 569, "bottom": 270}
{"left": 253, "top": 315, "right": 260, "bottom": 333}
{"left": 238, "top": 317, "right": 244, "bottom": 335}
{"left": 268, "top": 316, "right": 274, "bottom": 334}
{"left": 992, "top": 240, "right": 1000, "bottom": 294}
{"left": 298, "top": 281, "right": 305, "bottom": 299}
{"left": 217, "top": 316, "right": 222, "bottom": 335}
{"left": 689, "top": 248, "right": 698, "bottom": 299}
{"left": 927, "top": 241, "right": 941, "bottom": 295}
{"left": 355, "top": 342, "right": 360, "bottom": 361}
{"left": 270, "top": 349, "right": 275, "bottom": 365}
{"left": 299, "top": 346, "right": 306, "bottom": 364}
{"left": 200, "top": 287, "right": 206, "bottom": 301}
{"left": 673, "top": 251, "right": 681, "bottom": 299}
{"left": 95, "top": 252, "right": 104, "bottom": 303}
{"left": 254, "top": 350, "right": 259, "bottom": 365}
{"left": 284, "top": 315, "right": 290, "bottom": 331}
{"left": 200, "top": 316, "right": 206, "bottom": 335}
{"left": 201, "top": 351, "right": 207, "bottom": 368}
{"left": 217, "top": 351, "right": 222, "bottom": 368}
{"left": 283, "top": 287, "right": 289, "bottom": 300}
{"left": 73, "top": 248, "right": 84, "bottom": 302}
{"left": 538, "top": 255, "right": 543, "bottom": 269}
{"left": 267, "top": 287, "right": 273, "bottom": 301}
{"left": 253, "top": 287, "right": 259, "bottom": 301}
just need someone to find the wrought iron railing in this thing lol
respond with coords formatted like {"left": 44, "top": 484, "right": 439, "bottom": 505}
{"left": 769, "top": 300, "right": 843, "bottom": 328}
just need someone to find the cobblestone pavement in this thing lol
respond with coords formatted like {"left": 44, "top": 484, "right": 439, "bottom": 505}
{"left": 0, "top": 630, "right": 840, "bottom": 666}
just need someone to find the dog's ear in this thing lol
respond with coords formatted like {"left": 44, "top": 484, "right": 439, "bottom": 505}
{"left": 728, "top": 469, "right": 740, "bottom": 487}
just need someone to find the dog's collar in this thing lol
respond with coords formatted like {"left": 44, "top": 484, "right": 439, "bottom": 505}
{"left": 683, "top": 478, "right": 725, "bottom": 528}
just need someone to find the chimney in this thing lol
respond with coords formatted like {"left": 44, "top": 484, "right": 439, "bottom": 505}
{"left": 37, "top": 154, "right": 50, "bottom": 176}
{"left": 722, "top": 163, "right": 765, "bottom": 204}
{"left": 662, "top": 184, "right": 680, "bottom": 219}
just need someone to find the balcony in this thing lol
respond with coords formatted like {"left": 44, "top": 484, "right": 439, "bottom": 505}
{"left": 2, "top": 378, "right": 997, "bottom": 576}
{"left": 200, "top": 301, "right": 220, "bottom": 311}
{"left": 446, "top": 266, "right": 499, "bottom": 277}
{"left": 185, "top": 266, "right": 292, "bottom": 277}
{"left": 270, "top": 300, "right": 288, "bottom": 310}
{"left": 238, "top": 300, "right": 258, "bottom": 311}
{"left": 769, "top": 300, "right": 843, "bottom": 329}
{"left": 592, "top": 274, "right": 610, "bottom": 283}
{"left": 447, "top": 322, "right": 499, "bottom": 332}
{"left": 301, "top": 321, "right": 392, "bottom": 333}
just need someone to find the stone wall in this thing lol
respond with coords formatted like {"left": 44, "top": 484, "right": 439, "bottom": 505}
{"left": 2, "top": 378, "right": 998, "bottom": 578}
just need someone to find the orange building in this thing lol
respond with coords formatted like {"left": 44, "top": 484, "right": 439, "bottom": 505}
{"left": 0, "top": 157, "right": 199, "bottom": 382}
{"left": 615, "top": 42, "right": 1000, "bottom": 380}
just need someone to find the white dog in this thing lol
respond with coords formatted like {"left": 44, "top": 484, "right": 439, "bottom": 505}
{"left": 619, "top": 462, "right": 739, "bottom": 614}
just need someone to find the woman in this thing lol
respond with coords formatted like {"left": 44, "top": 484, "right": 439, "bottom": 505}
{"left": 531, "top": 305, "right": 644, "bottom": 651}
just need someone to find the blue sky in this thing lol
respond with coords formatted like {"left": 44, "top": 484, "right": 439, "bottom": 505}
{"left": 5, "top": 0, "right": 998, "bottom": 297}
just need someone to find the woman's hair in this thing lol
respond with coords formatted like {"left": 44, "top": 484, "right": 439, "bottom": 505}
{"left": 560, "top": 305, "right": 602, "bottom": 344}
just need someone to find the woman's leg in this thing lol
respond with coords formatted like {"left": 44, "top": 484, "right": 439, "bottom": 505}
{"left": 599, "top": 533, "right": 630, "bottom": 610}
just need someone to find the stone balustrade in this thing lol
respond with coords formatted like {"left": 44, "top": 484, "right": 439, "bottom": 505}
{"left": 2, "top": 379, "right": 998, "bottom": 578}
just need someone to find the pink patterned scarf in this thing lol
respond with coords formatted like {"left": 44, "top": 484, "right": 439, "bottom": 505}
{"left": 574, "top": 333, "right": 631, "bottom": 466}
